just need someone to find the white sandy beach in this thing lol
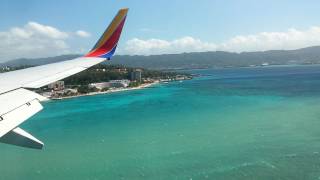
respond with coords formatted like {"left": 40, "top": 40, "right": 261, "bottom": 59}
{"left": 51, "top": 82, "right": 159, "bottom": 100}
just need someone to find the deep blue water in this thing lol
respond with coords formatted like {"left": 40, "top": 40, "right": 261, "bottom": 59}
{"left": 2, "top": 65, "right": 320, "bottom": 179}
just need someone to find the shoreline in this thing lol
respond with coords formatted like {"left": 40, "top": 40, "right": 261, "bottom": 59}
{"left": 50, "top": 82, "right": 159, "bottom": 100}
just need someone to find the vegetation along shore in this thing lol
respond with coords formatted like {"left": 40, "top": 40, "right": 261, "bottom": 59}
{"left": 26, "top": 64, "right": 193, "bottom": 100}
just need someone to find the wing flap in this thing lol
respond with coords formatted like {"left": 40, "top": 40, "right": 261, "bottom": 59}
{"left": 0, "top": 88, "right": 47, "bottom": 116}
{"left": 0, "top": 127, "right": 43, "bottom": 149}
{"left": 0, "top": 98, "right": 43, "bottom": 137}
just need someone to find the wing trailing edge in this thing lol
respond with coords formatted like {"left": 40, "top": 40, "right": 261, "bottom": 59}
{"left": 0, "top": 127, "right": 43, "bottom": 149}
{"left": 0, "top": 88, "right": 44, "bottom": 149}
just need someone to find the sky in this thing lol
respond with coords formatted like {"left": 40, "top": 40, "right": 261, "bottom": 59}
{"left": 1, "top": 0, "right": 320, "bottom": 61}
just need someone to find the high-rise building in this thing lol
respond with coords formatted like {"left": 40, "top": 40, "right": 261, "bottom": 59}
{"left": 130, "top": 69, "right": 142, "bottom": 82}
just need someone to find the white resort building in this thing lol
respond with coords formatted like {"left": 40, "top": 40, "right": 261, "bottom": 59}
{"left": 89, "top": 80, "right": 130, "bottom": 90}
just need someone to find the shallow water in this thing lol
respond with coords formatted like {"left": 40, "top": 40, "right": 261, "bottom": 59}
{"left": 2, "top": 65, "right": 320, "bottom": 180}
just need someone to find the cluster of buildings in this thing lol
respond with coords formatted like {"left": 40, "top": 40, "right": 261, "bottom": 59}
{"left": 88, "top": 69, "right": 142, "bottom": 90}
{"left": 41, "top": 80, "right": 77, "bottom": 98}
{"left": 41, "top": 68, "right": 191, "bottom": 99}
{"left": 42, "top": 69, "right": 143, "bottom": 98}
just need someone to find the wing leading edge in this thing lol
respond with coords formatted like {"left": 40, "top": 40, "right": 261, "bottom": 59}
{"left": 0, "top": 8, "right": 129, "bottom": 149}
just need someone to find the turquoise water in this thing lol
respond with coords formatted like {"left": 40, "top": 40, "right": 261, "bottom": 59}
{"left": 2, "top": 66, "right": 320, "bottom": 179}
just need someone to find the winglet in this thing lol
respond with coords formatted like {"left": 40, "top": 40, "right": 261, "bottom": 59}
{"left": 85, "top": 8, "right": 129, "bottom": 59}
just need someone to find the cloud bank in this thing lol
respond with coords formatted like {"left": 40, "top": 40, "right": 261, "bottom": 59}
{"left": 123, "top": 37, "right": 217, "bottom": 55}
{"left": 2, "top": 22, "right": 320, "bottom": 61}
{"left": 0, "top": 22, "right": 90, "bottom": 61}
{"left": 121, "top": 26, "right": 320, "bottom": 55}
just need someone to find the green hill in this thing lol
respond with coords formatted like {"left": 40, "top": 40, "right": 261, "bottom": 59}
{"left": 2, "top": 46, "right": 320, "bottom": 69}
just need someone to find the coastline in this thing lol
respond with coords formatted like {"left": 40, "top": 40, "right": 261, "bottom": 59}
{"left": 50, "top": 82, "right": 159, "bottom": 100}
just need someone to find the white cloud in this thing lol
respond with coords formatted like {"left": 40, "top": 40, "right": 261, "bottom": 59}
{"left": 123, "top": 37, "right": 217, "bottom": 55}
{"left": 121, "top": 26, "right": 320, "bottom": 55}
{"left": 27, "top": 22, "right": 69, "bottom": 39}
{"left": 75, "top": 30, "right": 91, "bottom": 38}
{"left": 218, "top": 27, "right": 320, "bottom": 52}
{"left": 3, "top": 22, "right": 320, "bottom": 60}
{"left": 0, "top": 22, "right": 93, "bottom": 62}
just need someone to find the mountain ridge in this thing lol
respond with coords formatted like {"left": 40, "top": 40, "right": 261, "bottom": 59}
{"left": 2, "top": 46, "right": 320, "bottom": 69}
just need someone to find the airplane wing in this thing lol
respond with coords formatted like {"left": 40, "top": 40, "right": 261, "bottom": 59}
{"left": 0, "top": 8, "right": 128, "bottom": 149}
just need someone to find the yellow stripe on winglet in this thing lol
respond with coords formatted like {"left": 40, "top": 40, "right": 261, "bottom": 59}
{"left": 92, "top": 8, "right": 128, "bottom": 51}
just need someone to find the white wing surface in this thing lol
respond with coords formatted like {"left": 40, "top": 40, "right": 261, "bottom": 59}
{"left": 0, "top": 57, "right": 105, "bottom": 94}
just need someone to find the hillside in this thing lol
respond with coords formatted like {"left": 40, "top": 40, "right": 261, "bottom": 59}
{"left": 2, "top": 46, "right": 320, "bottom": 69}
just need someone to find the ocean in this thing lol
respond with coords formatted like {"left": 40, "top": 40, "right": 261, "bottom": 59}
{"left": 2, "top": 65, "right": 320, "bottom": 180}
